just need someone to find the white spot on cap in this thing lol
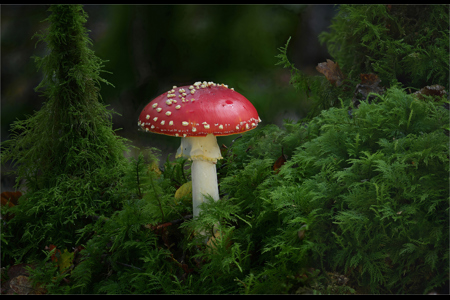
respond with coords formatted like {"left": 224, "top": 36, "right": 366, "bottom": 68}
{"left": 156, "top": 108, "right": 162, "bottom": 112}
{"left": 146, "top": 115, "right": 150, "bottom": 120}
{"left": 182, "top": 121, "right": 189, "bottom": 126}
{"left": 161, "top": 120, "right": 165, "bottom": 125}
{"left": 204, "top": 124, "right": 210, "bottom": 129}
{"left": 165, "top": 111, "right": 172, "bottom": 116}
{"left": 166, "top": 100, "right": 173, "bottom": 105}
{"left": 152, "top": 103, "right": 158, "bottom": 108}
{"left": 153, "top": 117, "right": 158, "bottom": 122}
{"left": 175, "top": 105, "right": 181, "bottom": 109}
{"left": 192, "top": 127, "right": 197, "bottom": 132}
{"left": 169, "top": 120, "right": 173, "bottom": 126}
{"left": 219, "top": 125, "right": 223, "bottom": 130}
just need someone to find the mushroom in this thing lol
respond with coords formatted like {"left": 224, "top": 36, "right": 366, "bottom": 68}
{"left": 138, "top": 81, "right": 261, "bottom": 222}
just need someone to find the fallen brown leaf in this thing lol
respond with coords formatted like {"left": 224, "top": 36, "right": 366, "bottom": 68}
{"left": 1, "top": 191, "right": 22, "bottom": 221}
{"left": 273, "top": 153, "right": 288, "bottom": 174}
{"left": 413, "top": 84, "right": 447, "bottom": 100}
{"left": 316, "top": 59, "right": 345, "bottom": 87}
{"left": 1, "top": 191, "right": 22, "bottom": 207}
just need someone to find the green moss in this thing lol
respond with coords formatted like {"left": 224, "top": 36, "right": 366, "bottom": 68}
{"left": 2, "top": 4, "right": 448, "bottom": 295}
{"left": 220, "top": 86, "right": 448, "bottom": 294}
{"left": 1, "top": 5, "right": 130, "bottom": 262}
{"left": 319, "top": 4, "right": 449, "bottom": 90}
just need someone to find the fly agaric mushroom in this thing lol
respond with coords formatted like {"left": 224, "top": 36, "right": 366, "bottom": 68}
{"left": 138, "top": 81, "right": 261, "bottom": 220}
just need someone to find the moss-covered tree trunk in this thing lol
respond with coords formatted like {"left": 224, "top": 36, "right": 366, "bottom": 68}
{"left": 1, "top": 5, "right": 129, "bottom": 261}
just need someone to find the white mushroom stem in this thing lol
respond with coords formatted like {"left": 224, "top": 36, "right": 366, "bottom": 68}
{"left": 176, "top": 133, "right": 222, "bottom": 219}
{"left": 191, "top": 160, "right": 219, "bottom": 218}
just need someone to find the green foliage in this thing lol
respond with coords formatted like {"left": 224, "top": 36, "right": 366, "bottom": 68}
{"left": 1, "top": 5, "right": 130, "bottom": 262}
{"left": 241, "top": 87, "right": 448, "bottom": 293}
{"left": 68, "top": 150, "right": 193, "bottom": 294}
{"left": 179, "top": 196, "right": 254, "bottom": 294}
{"left": 71, "top": 198, "right": 178, "bottom": 294}
{"left": 2, "top": 4, "right": 448, "bottom": 295}
{"left": 276, "top": 5, "right": 449, "bottom": 119}
{"left": 276, "top": 37, "right": 351, "bottom": 119}
{"left": 25, "top": 249, "right": 71, "bottom": 294}
{"left": 318, "top": 4, "right": 449, "bottom": 90}
{"left": 18, "top": 85, "right": 447, "bottom": 294}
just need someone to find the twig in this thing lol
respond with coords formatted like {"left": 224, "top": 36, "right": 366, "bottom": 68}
{"left": 230, "top": 135, "right": 243, "bottom": 146}
{"left": 115, "top": 261, "right": 143, "bottom": 271}
{"left": 146, "top": 215, "right": 193, "bottom": 232}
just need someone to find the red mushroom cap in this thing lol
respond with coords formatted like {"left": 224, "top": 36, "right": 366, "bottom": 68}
{"left": 138, "top": 81, "right": 261, "bottom": 137}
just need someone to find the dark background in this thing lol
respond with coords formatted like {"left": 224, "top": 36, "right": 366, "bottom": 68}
{"left": 1, "top": 4, "right": 337, "bottom": 188}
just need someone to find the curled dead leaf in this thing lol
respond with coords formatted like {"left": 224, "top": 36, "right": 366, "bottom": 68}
{"left": 413, "top": 84, "right": 447, "bottom": 100}
{"left": 316, "top": 59, "right": 345, "bottom": 87}
{"left": 1, "top": 191, "right": 21, "bottom": 207}
{"left": 273, "top": 148, "right": 287, "bottom": 174}
{"left": 1, "top": 191, "right": 22, "bottom": 220}
{"left": 46, "top": 244, "right": 62, "bottom": 263}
